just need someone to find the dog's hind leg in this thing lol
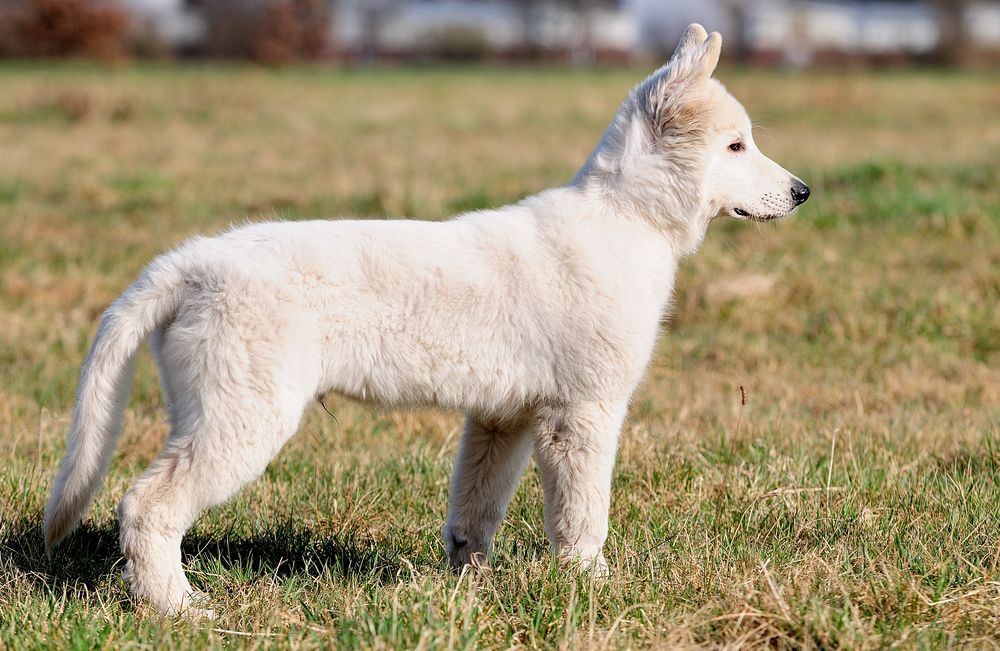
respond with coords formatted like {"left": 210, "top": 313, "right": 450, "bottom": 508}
{"left": 118, "top": 307, "right": 316, "bottom": 616}
{"left": 118, "top": 386, "right": 311, "bottom": 616}
{"left": 443, "top": 413, "right": 533, "bottom": 570}
{"left": 148, "top": 327, "right": 179, "bottom": 419}
{"left": 532, "top": 400, "right": 627, "bottom": 576}
{"left": 117, "top": 436, "right": 209, "bottom": 617}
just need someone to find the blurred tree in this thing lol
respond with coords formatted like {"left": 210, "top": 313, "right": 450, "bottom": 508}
{"left": 0, "top": 0, "right": 128, "bottom": 60}
{"left": 564, "top": 0, "right": 598, "bottom": 64}
{"left": 931, "top": 0, "right": 972, "bottom": 65}
{"left": 721, "top": 0, "right": 749, "bottom": 62}
{"left": 358, "top": 0, "right": 397, "bottom": 62}
{"left": 255, "top": 0, "right": 328, "bottom": 62}
{"left": 510, "top": 0, "right": 538, "bottom": 56}
{"left": 202, "top": 0, "right": 329, "bottom": 62}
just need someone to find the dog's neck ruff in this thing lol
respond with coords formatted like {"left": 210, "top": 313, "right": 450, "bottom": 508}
{"left": 571, "top": 109, "right": 713, "bottom": 259}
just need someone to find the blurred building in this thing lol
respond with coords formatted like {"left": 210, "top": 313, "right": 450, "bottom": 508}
{"left": 737, "top": 0, "right": 1000, "bottom": 65}
{"left": 123, "top": 0, "right": 205, "bottom": 50}
{"left": 332, "top": 0, "right": 638, "bottom": 62}
{"left": 116, "top": 0, "right": 1000, "bottom": 63}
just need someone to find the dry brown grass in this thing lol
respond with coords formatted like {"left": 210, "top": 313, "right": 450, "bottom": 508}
{"left": 0, "top": 64, "right": 998, "bottom": 648}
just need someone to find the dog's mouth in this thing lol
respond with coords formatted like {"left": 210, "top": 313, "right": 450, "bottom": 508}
{"left": 732, "top": 206, "right": 787, "bottom": 222}
{"left": 732, "top": 206, "right": 785, "bottom": 223}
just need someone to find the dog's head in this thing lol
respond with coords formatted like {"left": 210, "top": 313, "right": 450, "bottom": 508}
{"left": 678, "top": 32, "right": 811, "bottom": 223}
{"left": 576, "top": 24, "right": 809, "bottom": 250}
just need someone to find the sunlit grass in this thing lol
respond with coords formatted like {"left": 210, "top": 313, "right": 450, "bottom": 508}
{"left": 1, "top": 64, "right": 998, "bottom": 648}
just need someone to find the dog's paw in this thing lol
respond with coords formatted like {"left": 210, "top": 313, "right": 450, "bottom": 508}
{"left": 444, "top": 525, "right": 492, "bottom": 572}
{"left": 177, "top": 591, "right": 216, "bottom": 620}
{"left": 562, "top": 551, "right": 610, "bottom": 579}
{"left": 579, "top": 553, "right": 610, "bottom": 579}
{"left": 180, "top": 606, "right": 216, "bottom": 621}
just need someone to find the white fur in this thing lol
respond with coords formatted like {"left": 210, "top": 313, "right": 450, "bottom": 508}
{"left": 44, "top": 24, "right": 808, "bottom": 616}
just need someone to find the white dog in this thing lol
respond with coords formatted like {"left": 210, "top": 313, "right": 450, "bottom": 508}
{"left": 44, "top": 24, "right": 809, "bottom": 616}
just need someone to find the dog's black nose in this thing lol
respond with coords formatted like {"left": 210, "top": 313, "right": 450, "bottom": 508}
{"left": 791, "top": 180, "right": 811, "bottom": 205}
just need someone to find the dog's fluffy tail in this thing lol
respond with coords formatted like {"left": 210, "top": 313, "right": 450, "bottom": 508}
{"left": 44, "top": 255, "right": 186, "bottom": 553}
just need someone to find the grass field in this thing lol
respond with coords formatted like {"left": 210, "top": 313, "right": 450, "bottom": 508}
{"left": 1, "top": 63, "right": 999, "bottom": 649}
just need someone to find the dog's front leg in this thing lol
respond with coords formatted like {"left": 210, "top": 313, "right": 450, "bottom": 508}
{"left": 532, "top": 400, "right": 626, "bottom": 576}
{"left": 443, "top": 414, "right": 533, "bottom": 570}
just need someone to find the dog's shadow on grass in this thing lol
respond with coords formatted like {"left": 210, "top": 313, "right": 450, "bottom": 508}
{"left": 1, "top": 520, "right": 123, "bottom": 595}
{"left": 1, "top": 518, "right": 410, "bottom": 599}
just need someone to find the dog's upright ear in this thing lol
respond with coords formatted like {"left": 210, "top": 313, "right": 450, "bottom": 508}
{"left": 645, "top": 24, "right": 722, "bottom": 139}
{"left": 670, "top": 24, "right": 721, "bottom": 85}
{"left": 671, "top": 23, "right": 709, "bottom": 62}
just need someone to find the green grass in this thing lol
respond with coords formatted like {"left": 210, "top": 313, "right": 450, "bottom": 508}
{"left": 1, "top": 64, "right": 999, "bottom": 648}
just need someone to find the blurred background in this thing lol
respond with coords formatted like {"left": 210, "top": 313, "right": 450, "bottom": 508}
{"left": 0, "top": 0, "right": 999, "bottom": 67}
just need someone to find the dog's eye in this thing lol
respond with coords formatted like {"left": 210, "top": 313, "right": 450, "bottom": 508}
{"left": 728, "top": 141, "right": 744, "bottom": 152}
